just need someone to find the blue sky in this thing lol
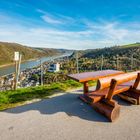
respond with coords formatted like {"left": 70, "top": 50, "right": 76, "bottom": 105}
{"left": 0, "top": 0, "right": 140, "bottom": 49}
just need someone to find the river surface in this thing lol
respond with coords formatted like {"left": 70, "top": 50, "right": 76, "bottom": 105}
{"left": 0, "top": 53, "right": 73, "bottom": 76}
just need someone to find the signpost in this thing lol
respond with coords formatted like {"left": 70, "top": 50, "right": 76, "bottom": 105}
{"left": 14, "top": 52, "right": 20, "bottom": 61}
{"left": 14, "top": 52, "right": 21, "bottom": 90}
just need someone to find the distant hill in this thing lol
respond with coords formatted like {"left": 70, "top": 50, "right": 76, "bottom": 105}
{"left": 0, "top": 42, "right": 60, "bottom": 66}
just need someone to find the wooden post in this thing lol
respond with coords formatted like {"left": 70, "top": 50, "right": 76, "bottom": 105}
{"left": 106, "top": 79, "right": 117, "bottom": 101}
{"left": 133, "top": 73, "right": 140, "bottom": 89}
{"left": 17, "top": 54, "right": 22, "bottom": 82}
{"left": 83, "top": 82, "right": 89, "bottom": 94}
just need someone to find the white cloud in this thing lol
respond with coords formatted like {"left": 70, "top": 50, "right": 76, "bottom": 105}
{"left": 41, "top": 15, "right": 63, "bottom": 24}
{"left": 37, "top": 9, "right": 76, "bottom": 25}
{"left": 84, "top": 21, "right": 140, "bottom": 44}
{"left": 0, "top": 13, "right": 140, "bottom": 50}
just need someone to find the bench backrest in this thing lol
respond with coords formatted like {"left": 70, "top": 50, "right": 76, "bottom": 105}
{"left": 96, "top": 71, "right": 140, "bottom": 90}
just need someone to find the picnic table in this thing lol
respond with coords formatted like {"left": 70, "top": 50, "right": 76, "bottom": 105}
{"left": 68, "top": 70, "right": 124, "bottom": 94}
{"left": 67, "top": 70, "right": 140, "bottom": 122}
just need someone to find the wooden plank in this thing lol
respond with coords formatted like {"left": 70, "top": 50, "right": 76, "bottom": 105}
{"left": 67, "top": 70, "right": 124, "bottom": 82}
{"left": 96, "top": 71, "right": 140, "bottom": 90}
{"left": 87, "top": 88, "right": 109, "bottom": 103}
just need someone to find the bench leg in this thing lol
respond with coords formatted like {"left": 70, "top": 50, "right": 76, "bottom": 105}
{"left": 83, "top": 82, "right": 89, "bottom": 94}
{"left": 106, "top": 79, "right": 117, "bottom": 101}
{"left": 78, "top": 82, "right": 89, "bottom": 103}
{"left": 118, "top": 89, "right": 140, "bottom": 105}
{"left": 133, "top": 73, "right": 140, "bottom": 89}
{"left": 118, "top": 73, "right": 140, "bottom": 104}
{"left": 91, "top": 99, "right": 120, "bottom": 122}
{"left": 118, "top": 73, "right": 140, "bottom": 105}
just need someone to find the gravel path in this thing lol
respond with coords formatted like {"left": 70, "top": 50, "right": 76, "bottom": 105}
{"left": 0, "top": 88, "right": 140, "bottom": 140}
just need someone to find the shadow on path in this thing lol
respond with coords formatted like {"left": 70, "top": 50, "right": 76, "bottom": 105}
{"left": 5, "top": 93, "right": 109, "bottom": 122}
{"left": 4, "top": 89, "right": 132, "bottom": 123}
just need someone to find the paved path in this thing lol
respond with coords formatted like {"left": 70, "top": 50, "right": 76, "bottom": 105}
{"left": 0, "top": 88, "right": 140, "bottom": 140}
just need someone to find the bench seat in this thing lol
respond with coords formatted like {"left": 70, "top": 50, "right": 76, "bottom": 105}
{"left": 86, "top": 80, "right": 135, "bottom": 103}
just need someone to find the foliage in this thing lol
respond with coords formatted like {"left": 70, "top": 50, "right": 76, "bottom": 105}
{"left": 69, "top": 43, "right": 140, "bottom": 72}
{"left": 31, "top": 74, "right": 40, "bottom": 81}
{"left": 44, "top": 72, "right": 68, "bottom": 84}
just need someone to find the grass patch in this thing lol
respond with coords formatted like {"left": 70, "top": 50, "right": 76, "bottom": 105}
{"left": 0, "top": 80, "right": 85, "bottom": 110}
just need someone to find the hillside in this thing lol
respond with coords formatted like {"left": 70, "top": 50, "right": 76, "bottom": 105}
{"left": 0, "top": 42, "right": 60, "bottom": 66}
{"left": 72, "top": 43, "right": 140, "bottom": 71}
{"left": 80, "top": 43, "right": 140, "bottom": 58}
{"left": 119, "top": 43, "right": 140, "bottom": 48}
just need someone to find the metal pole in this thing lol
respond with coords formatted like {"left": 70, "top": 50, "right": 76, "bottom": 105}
{"left": 40, "top": 60, "right": 43, "bottom": 86}
{"left": 116, "top": 55, "right": 119, "bottom": 70}
{"left": 131, "top": 54, "right": 133, "bottom": 71}
{"left": 76, "top": 51, "right": 79, "bottom": 73}
{"left": 101, "top": 55, "right": 104, "bottom": 71}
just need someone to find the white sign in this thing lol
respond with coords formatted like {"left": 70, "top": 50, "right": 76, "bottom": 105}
{"left": 14, "top": 52, "right": 19, "bottom": 61}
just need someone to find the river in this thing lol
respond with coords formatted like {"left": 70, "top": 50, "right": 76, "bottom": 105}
{"left": 0, "top": 52, "right": 73, "bottom": 76}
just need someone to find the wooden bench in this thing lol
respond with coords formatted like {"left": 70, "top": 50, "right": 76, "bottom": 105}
{"left": 84, "top": 71, "right": 140, "bottom": 122}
